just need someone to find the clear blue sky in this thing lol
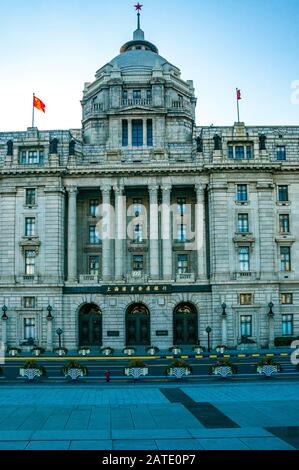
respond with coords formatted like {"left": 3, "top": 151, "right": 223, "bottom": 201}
{"left": 0, "top": 0, "right": 298, "bottom": 131}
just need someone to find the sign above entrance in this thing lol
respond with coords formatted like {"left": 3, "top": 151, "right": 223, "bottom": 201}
{"left": 64, "top": 285, "right": 212, "bottom": 295}
{"left": 104, "top": 285, "right": 170, "bottom": 295}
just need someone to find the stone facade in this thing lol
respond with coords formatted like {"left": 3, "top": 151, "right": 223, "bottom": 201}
{"left": 0, "top": 24, "right": 298, "bottom": 352}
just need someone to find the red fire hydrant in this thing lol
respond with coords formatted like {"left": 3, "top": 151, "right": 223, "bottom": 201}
{"left": 105, "top": 370, "right": 111, "bottom": 382}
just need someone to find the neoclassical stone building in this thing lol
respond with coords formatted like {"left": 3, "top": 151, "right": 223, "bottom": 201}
{"left": 0, "top": 20, "right": 298, "bottom": 352}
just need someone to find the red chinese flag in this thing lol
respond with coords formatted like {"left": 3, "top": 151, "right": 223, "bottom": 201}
{"left": 236, "top": 89, "right": 241, "bottom": 100}
{"left": 33, "top": 96, "right": 46, "bottom": 113}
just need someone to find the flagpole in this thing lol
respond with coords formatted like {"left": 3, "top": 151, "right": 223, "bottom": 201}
{"left": 236, "top": 88, "right": 240, "bottom": 123}
{"left": 32, "top": 93, "right": 35, "bottom": 128}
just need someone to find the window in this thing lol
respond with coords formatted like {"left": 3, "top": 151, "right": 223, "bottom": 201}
{"left": 277, "top": 146, "right": 286, "bottom": 161}
{"left": 134, "top": 224, "right": 143, "bottom": 243}
{"left": 147, "top": 119, "right": 153, "bottom": 146}
{"left": 20, "top": 150, "right": 44, "bottom": 165}
{"left": 25, "top": 217, "right": 35, "bottom": 237}
{"left": 177, "top": 224, "right": 187, "bottom": 242}
{"left": 237, "top": 214, "right": 249, "bottom": 233}
{"left": 280, "top": 293, "right": 293, "bottom": 304}
{"left": 122, "top": 120, "right": 128, "bottom": 147}
{"left": 282, "top": 314, "right": 293, "bottom": 336}
{"left": 177, "top": 197, "right": 186, "bottom": 216}
{"left": 280, "top": 246, "right": 291, "bottom": 271}
{"left": 25, "top": 250, "right": 36, "bottom": 275}
{"left": 89, "top": 225, "right": 100, "bottom": 244}
{"left": 228, "top": 146, "right": 234, "bottom": 159}
{"left": 228, "top": 145, "right": 252, "bottom": 159}
{"left": 23, "top": 297, "right": 36, "bottom": 308}
{"left": 89, "top": 256, "right": 100, "bottom": 275}
{"left": 235, "top": 146, "right": 245, "bottom": 159}
{"left": 246, "top": 146, "right": 252, "bottom": 159}
{"left": 133, "top": 90, "right": 141, "bottom": 100}
{"left": 24, "top": 318, "right": 36, "bottom": 340}
{"left": 240, "top": 293, "right": 252, "bottom": 305}
{"left": 278, "top": 185, "right": 289, "bottom": 202}
{"left": 240, "top": 315, "right": 252, "bottom": 337}
{"left": 25, "top": 189, "right": 36, "bottom": 206}
{"left": 133, "top": 255, "right": 144, "bottom": 271}
{"left": 133, "top": 198, "right": 143, "bottom": 217}
{"left": 177, "top": 254, "right": 189, "bottom": 274}
{"left": 279, "top": 214, "right": 290, "bottom": 233}
{"left": 89, "top": 200, "right": 99, "bottom": 217}
{"left": 239, "top": 246, "right": 250, "bottom": 271}
{"left": 237, "top": 185, "right": 248, "bottom": 202}
{"left": 146, "top": 89, "right": 152, "bottom": 100}
{"left": 132, "top": 120, "right": 143, "bottom": 147}
{"left": 122, "top": 89, "right": 128, "bottom": 100}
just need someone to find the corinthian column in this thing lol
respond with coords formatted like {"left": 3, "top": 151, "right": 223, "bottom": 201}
{"left": 195, "top": 183, "right": 206, "bottom": 280}
{"left": 67, "top": 187, "right": 78, "bottom": 282}
{"left": 161, "top": 184, "right": 172, "bottom": 280}
{"left": 149, "top": 184, "right": 159, "bottom": 279}
{"left": 101, "top": 185, "right": 112, "bottom": 282}
{"left": 114, "top": 185, "right": 126, "bottom": 281}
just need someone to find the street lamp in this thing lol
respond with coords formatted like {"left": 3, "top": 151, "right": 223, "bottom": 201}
{"left": 268, "top": 302, "right": 274, "bottom": 318}
{"left": 46, "top": 305, "right": 53, "bottom": 321}
{"left": 221, "top": 303, "right": 227, "bottom": 317}
{"left": 56, "top": 328, "right": 63, "bottom": 348}
{"left": 1, "top": 305, "right": 8, "bottom": 321}
{"left": 205, "top": 326, "right": 212, "bottom": 352}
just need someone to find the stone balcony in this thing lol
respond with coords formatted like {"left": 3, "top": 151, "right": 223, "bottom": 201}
{"left": 121, "top": 98, "right": 152, "bottom": 108}
{"left": 176, "top": 273, "right": 195, "bottom": 283}
{"left": 232, "top": 271, "right": 257, "bottom": 281}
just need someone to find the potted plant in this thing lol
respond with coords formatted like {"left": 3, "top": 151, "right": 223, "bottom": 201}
{"left": 123, "top": 346, "right": 136, "bottom": 356}
{"left": 256, "top": 357, "right": 281, "bottom": 377}
{"left": 62, "top": 361, "right": 88, "bottom": 381}
{"left": 210, "top": 358, "right": 237, "bottom": 378}
{"left": 124, "top": 359, "right": 148, "bottom": 379}
{"left": 166, "top": 359, "right": 192, "bottom": 379}
{"left": 8, "top": 346, "right": 21, "bottom": 357}
{"left": 216, "top": 345, "right": 227, "bottom": 354}
{"left": 169, "top": 345, "right": 182, "bottom": 355}
{"left": 19, "top": 360, "right": 46, "bottom": 381}
{"left": 78, "top": 346, "right": 91, "bottom": 356}
{"left": 54, "top": 346, "right": 68, "bottom": 356}
{"left": 147, "top": 346, "right": 159, "bottom": 356}
{"left": 193, "top": 344, "right": 206, "bottom": 354}
{"left": 101, "top": 346, "right": 114, "bottom": 356}
{"left": 31, "top": 346, "right": 45, "bottom": 357}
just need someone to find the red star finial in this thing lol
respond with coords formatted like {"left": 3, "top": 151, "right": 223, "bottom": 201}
{"left": 134, "top": 3, "right": 143, "bottom": 11}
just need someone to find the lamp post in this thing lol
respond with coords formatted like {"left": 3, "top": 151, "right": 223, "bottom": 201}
{"left": 1, "top": 305, "right": 8, "bottom": 321}
{"left": 46, "top": 304, "right": 53, "bottom": 321}
{"left": 268, "top": 302, "right": 274, "bottom": 349}
{"left": 221, "top": 303, "right": 227, "bottom": 346}
{"left": 1, "top": 305, "right": 8, "bottom": 349}
{"left": 205, "top": 326, "right": 212, "bottom": 352}
{"left": 46, "top": 305, "right": 54, "bottom": 352}
{"left": 268, "top": 302, "right": 274, "bottom": 318}
{"left": 56, "top": 328, "right": 63, "bottom": 349}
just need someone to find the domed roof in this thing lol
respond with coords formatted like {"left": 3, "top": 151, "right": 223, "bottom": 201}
{"left": 110, "top": 49, "right": 169, "bottom": 71}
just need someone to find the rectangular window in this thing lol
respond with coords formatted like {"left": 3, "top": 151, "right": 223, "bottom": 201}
{"left": 146, "top": 89, "right": 152, "bottom": 100}
{"left": 122, "top": 120, "right": 128, "bottom": 147}
{"left": 278, "top": 185, "right": 289, "bottom": 202}
{"left": 277, "top": 146, "right": 286, "bottom": 161}
{"left": 23, "top": 297, "right": 36, "bottom": 308}
{"left": 89, "top": 225, "right": 100, "bottom": 244}
{"left": 133, "top": 255, "right": 144, "bottom": 271}
{"left": 279, "top": 214, "right": 290, "bottom": 233}
{"left": 25, "top": 189, "right": 36, "bottom": 206}
{"left": 240, "top": 315, "right": 252, "bottom": 337}
{"left": 246, "top": 146, "right": 252, "bottom": 159}
{"left": 240, "top": 293, "right": 252, "bottom": 305}
{"left": 280, "top": 293, "right": 293, "bottom": 304}
{"left": 239, "top": 246, "right": 250, "bottom": 271}
{"left": 25, "top": 250, "right": 36, "bottom": 275}
{"left": 133, "top": 90, "right": 141, "bottom": 100}
{"left": 89, "top": 200, "right": 99, "bottom": 217}
{"left": 228, "top": 146, "right": 234, "bottom": 159}
{"left": 132, "top": 120, "right": 143, "bottom": 147}
{"left": 237, "top": 214, "right": 249, "bottom": 233}
{"left": 28, "top": 151, "right": 38, "bottom": 164}
{"left": 147, "top": 119, "right": 153, "bottom": 146}
{"left": 237, "top": 185, "right": 248, "bottom": 202}
{"left": 133, "top": 198, "right": 143, "bottom": 217}
{"left": 177, "top": 197, "right": 186, "bottom": 216}
{"left": 122, "top": 89, "right": 128, "bottom": 100}
{"left": 280, "top": 246, "right": 291, "bottom": 271}
{"left": 134, "top": 224, "right": 143, "bottom": 242}
{"left": 235, "top": 146, "right": 245, "bottom": 159}
{"left": 24, "top": 318, "right": 36, "bottom": 340}
{"left": 177, "top": 254, "right": 188, "bottom": 274}
{"left": 89, "top": 256, "right": 100, "bottom": 275}
{"left": 282, "top": 314, "right": 293, "bottom": 336}
{"left": 20, "top": 150, "right": 44, "bottom": 165}
{"left": 177, "top": 224, "right": 187, "bottom": 242}
{"left": 25, "top": 217, "right": 35, "bottom": 237}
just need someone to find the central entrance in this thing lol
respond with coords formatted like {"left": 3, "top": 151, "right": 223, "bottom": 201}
{"left": 126, "top": 303, "right": 150, "bottom": 346}
{"left": 79, "top": 304, "right": 102, "bottom": 346}
{"left": 173, "top": 303, "right": 198, "bottom": 345}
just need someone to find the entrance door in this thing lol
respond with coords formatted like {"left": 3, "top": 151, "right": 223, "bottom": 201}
{"left": 79, "top": 304, "right": 102, "bottom": 346}
{"left": 126, "top": 304, "right": 150, "bottom": 346}
{"left": 173, "top": 303, "right": 198, "bottom": 345}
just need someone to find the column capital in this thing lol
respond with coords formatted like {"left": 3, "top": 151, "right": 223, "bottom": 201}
{"left": 148, "top": 184, "right": 159, "bottom": 193}
{"left": 113, "top": 184, "right": 124, "bottom": 194}
{"left": 161, "top": 184, "right": 172, "bottom": 193}
{"left": 195, "top": 183, "right": 206, "bottom": 194}
{"left": 101, "top": 184, "right": 111, "bottom": 195}
{"left": 66, "top": 186, "right": 78, "bottom": 195}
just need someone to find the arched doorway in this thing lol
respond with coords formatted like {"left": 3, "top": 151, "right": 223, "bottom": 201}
{"left": 126, "top": 303, "right": 150, "bottom": 346}
{"left": 79, "top": 304, "right": 102, "bottom": 346}
{"left": 173, "top": 303, "right": 198, "bottom": 345}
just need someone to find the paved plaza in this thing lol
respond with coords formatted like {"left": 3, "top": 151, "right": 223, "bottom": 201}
{"left": 0, "top": 380, "right": 298, "bottom": 450}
